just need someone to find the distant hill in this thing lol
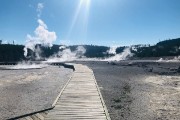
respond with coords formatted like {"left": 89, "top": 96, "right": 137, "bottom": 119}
{"left": 133, "top": 38, "right": 180, "bottom": 57}
{"left": 0, "top": 44, "right": 25, "bottom": 62}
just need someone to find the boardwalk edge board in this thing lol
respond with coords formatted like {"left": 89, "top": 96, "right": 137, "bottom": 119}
{"left": 52, "top": 72, "right": 74, "bottom": 107}
{"left": 91, "top": 68, "right": 111, "bottom": 120}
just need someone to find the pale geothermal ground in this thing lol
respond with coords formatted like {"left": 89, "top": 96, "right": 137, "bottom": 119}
{"left": 76, "top": 61, "right": 180, "bottom": 120}
{"left": 0, "top": 65, "right": 73, "bottom": 120}
{"left": 0, "top": 61, "right": 180, "bottom": 120}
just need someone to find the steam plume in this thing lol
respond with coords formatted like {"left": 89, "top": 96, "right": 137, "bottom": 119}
{"left": 24, "top": 19, "right": 57, "bottom": 57}
{"left": 24, "top": 3, "right": 57, "bottom": 57}
{"left": 104, "top": 47, "right": 133, "bottom": 62}
{"left": 2, "top": 61, "right": 48, "bottom": 70}
{"left": 107, "top": 46, "right": 118, "bottom": 54}
{"left": 37, "top": 3, "right": 44, "bottom": 18}
{"left": 47, "top": 46, "right": 86, "bottom": 62}
{"left": 157, "top": 56, "right": 180, "bottom": 62}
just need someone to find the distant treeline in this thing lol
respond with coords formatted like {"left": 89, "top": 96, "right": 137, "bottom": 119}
{"left": 25, "top": 45, "right": 115, "bottom": 60}
{"left": 0, "top": 44, "right": 25, "bottom": 62}
{"left": 0, "top": 38, "right": 180, "bottom": 62}
{"left": 69, "top": 45, "right": 125, "bottom": 58}
{"left": 0, "top": 44, "right": 115, "bottom": 62}
{"left": 133, "top": 38, "right": 180, "bottom": 57}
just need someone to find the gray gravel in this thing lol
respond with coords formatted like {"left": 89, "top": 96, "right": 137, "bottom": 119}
{"left": 0, "top": 65, "right": 73, "bottom": 120}
{"left": 76, "top": 61, "right": 180, "bottom": 120}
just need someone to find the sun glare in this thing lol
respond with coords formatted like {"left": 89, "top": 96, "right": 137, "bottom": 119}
{"left": 81, "top": 0, "right": 91, "bottom": 6}
{"left": 66, "top": 0, "right": 91, "bottom": 43}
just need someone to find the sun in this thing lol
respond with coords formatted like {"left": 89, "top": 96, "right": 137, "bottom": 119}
{"left": 80, "top": 0, "right": 91, "bottom": 7}
{"left": 66, "top": 0, "right": 91, "bottom": 42}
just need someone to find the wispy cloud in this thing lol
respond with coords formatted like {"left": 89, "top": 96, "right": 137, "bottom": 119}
{"left": 37, "top": 3, "right": 44, "bottom": 18}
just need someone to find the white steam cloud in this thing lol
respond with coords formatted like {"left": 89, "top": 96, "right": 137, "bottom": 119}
{"left": 24, "top": 3, "right": 57, "bottom": 57}
{"left": 24, "top": 19, "right": 57, "bottom": 57}
{"left": 2, "top": 61, "right": 48, "bottom": 70}
{"left": 47, "top": 46, "right": 86, "bottom": 62}
{"left": 46, "top": 46, "right": 134, "bottom": 62}
{"left": 104, "top": 47, "right": 133, "bottom": 62}
{"left": 157, "top": 56, "right": 180, "bottom": 62}
{"left": 107, "top": 46, "right": 117, "bottom": 54}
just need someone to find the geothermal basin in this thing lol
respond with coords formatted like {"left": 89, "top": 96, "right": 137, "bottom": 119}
{"left": 0, "top": 60, "right": 180, "bottom": 120}
{"left": 76, "top": 60, "right": 180, "bottom": 120}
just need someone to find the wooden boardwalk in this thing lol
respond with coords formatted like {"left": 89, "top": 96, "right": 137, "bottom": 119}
{"left": 45, "top": 64, "right": 110, "bottom": 120}
{"left": 18, "top": 64, "right": 110, "bottom": 120}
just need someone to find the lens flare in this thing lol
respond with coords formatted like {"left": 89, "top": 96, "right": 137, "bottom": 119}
{"left": 82, "top": 0, "right": 91, "bottom": 6}
{"left": 66, "top": 0, "right": 91, "bottom": 44}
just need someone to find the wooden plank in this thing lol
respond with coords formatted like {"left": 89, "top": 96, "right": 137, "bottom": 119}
{"left": 45, "top": 64, "right": 110, "bottom": 120}
{"left": 35, "top": 113, "right": 44, "bottom": 120}
{"left": 24, "top": 116, "right": 34, "bottom": 120}
{"left": 31, "top": 115, "right": 41, "bottom": 120}
{"left": 45, "top": 116, "right": 106, "bottom": 119}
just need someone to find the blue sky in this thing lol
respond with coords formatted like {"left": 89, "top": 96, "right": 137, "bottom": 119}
{"left": 0, "top": 0, "right": 180, "bottom": 46}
